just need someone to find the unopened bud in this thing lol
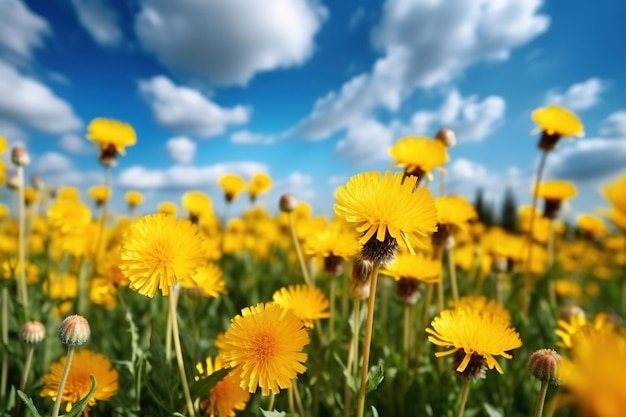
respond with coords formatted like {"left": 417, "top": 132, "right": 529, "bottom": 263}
{"left": 435, "top": 127, "right": 457, "bottom": 148}
{"left": 20, "top": 321, "right": 46, "bottom": 345}
{"left": 59, "top": 315, "right": 90, "bottom": 346}
{"left": 528, "top": 349, "right": 561, "bottom": 385}
{"left": 350, "top": 281, "right": 370, "bottom": 300}
{"left": 351, "top": 255, "right": 373, "bottom": 284}
{"left": 11, "top": 146, "right": 30, "bottom": 166}
{"left": 279, "top": 194, "right": 297, "bottom": 213}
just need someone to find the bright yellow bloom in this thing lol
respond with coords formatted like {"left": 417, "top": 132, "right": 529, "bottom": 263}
{"left": 0, "top": 135, "right": 6, "bottom": 154}
{"left": 560, "top": 328, "right": 626, "bottom": 417}
{"left": 88, "top": 185, "right": 111, "bottom": 205}
{"left": 426, "top": 308, "right": 522, "bottom": 374}
{"left": 119, "top": 214, "right": 207, "bottom": 297}
{"left": 197, "top": 356, "right": 251, "bottom": 417}
{"left": 182, "top": 263, "right": 227, "bottom": 298}
{"left": 248, "top": 172, "right": 272, "bottom": 201}
{"left": 221, "top": 303, "right": 309, "bottom": 396}
{"left": 389, "top": 136, "right": 449, "bottom": 180}
{"left": 41, "top": 349, "right": 118, "bottom": 414}
{"left": 449, "top": 295, "right": 512, "bottom": 325}
{"left": 303, "top": 222, "right": 360, "bottom": 260}
{"left": 219, "top": 174, "right": 247, "bottom": 203}
{"left": 182, "top": 191, "right": 213, "bottom": 220}
{"left": 23, "top": 187, "right": 37, "bottom": 207}
{"left": 603, "top": 174, "right": 626, "bottom": 215}
{"left": 86, "top": 118, "right": 136, "bottom": 156}
{"left": 434, "top": 195, "right": 477, "bottom": 229}
{"left": 531, "top": 104, "right": 584, "bottom": 138}
{"left": 57, "top": 186, "right": 81, "bottom": 201}
{"left": 125, "top": 191, "right": 144, "bottom": 207}
{"left": 272, "top": 285, "right": 331, "bottom": 328}
{"left": 534, "top": 180, "right": 578, "bottom": 201}
{"left": 576, "top": 214, "right": 607, "bottom": 238}
{"left": 157, "top": 201, "right": 177, "bottom": 217}
{"left": 334, "top": 171, "right": 438, "bottom": 252}
{"left": 380, "top": 252, "right": 441, "bottom": 284}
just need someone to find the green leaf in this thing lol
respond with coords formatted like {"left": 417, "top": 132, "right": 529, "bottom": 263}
{"left": 64, "top": 375, "right": 97, "bottom": 417}
{"left": 16, "top": 391, "right": 42, "bottom": 417}
{"left": 370, "top": 405, "right": 380, "bottom": 417}
{"left": 483, "top": 403, "right": 504, "bottom": 417}
{"left": 260, "top": 409, "right": 287, "bottom": 417}
{"left": 366, "top": 359, "right": 385, "bottom": 393}
{"left": 189, "top": 368, "right": 229, "bottom": 400}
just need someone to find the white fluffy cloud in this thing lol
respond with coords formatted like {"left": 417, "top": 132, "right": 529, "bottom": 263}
{"left": 117, "top": 161, "right": 268, "bottom": 190}
{"left": 135, "top": 0, "right": 327, "bottom": 85}
{"left": 230, "top": 130, "right": 278, "bottom": 145}
{"left": 293, "top": 0, "right": 548, "bottom": 141}
{"left": 409, "top": 90, "right": 505, "bottom": 142}
{"left": 599, "top": 110, "right": 626, "bottom": 139}
{"left": 166, "top": 136, "right": 196, "bottom": 164}
{"left": 336, "top": 118, "right": 396, "bottom": 164}
{"left": 546, "top": 78, "right": 606, "bottom": 111}
{"left": 35, "top": 151, "right": 72, "bottom": 173}
{"left": 0, "top": 0, "right": 49, "bottom": 62}
{"left": 70, "top": 0, "right": 122, "bottom": 46}
{"left": 58, "top": 133, "right": 95, "bottom": 155}
{"left": 0, "top": 62, "right": 82, "bottom": 135}
{"left": 274, "top": 171, "right": 315, "bottom": 202}
{"left": 139, "top": 76, "right": 250, "bottom": 137}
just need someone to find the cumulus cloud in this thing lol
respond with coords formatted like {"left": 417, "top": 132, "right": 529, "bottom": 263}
{"left": 336, "top": 118, "right": 396, "bottom": 164}
{"left": 0, "top": 62, "right": 82, "bottom": 135}
{"left": 599, "top": 110, "right": 626, "bottom": 139}
{"left": 274, "top": 171, "right": 315, "bottom": 202}
{"left": 139, "top": 76, "right": 250, "bottom": 137}
{"left": 230, "top": 130, "right": 278, "bottom": 145}
{"left": 0, "top": 0, "right": 50, "bottom": 62}
{"left": 408, "top": 90, "right": 506, "bottom": 141}
{"left": 166, "top": 136, "right": 196, "bottom": 164}
{"left": 117, "top": 161, "right": 268, "bottom": 190}
{"left": 546, "top": 78, "right": 606, "bottom": 111}
{"left": 135, "top": 0, "right": 327, "bottom": 85}
{"left": 293, "top": 0, "right": 548, "bottom": 141}
{"left": 34, "top": 151, "right": 72, "bottom": 173}
{"left": 59, "top": 133, "right": 95, "bottom": 155}
{"left": 70, "top": 0, "right": 122, "bottom": 46}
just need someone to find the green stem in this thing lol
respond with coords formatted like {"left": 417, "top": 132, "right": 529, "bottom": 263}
{"left": 267, "top": 392, "right": 275, "bottom": 411}
{"left": 1, "top": 288, "right": 8, "bottom": 404}
{"left": 448, "top": 247, "right": 459, "bottom": 302}
{"left": 16, "top": 166, "right": 29, "bottom": 317}
{"left": 329, "top": 275, "right": 336, "bottom": 340}
{"left": 51, "top": 346, "right": 75, "bottom": 417}
{"left": 13, "top": 345, "right": 35, "bottom": 417}
{"left": 522, "top": 150, "right": 548, "bottom": 316}
{"left": 293, "top": 379, "right": 306, "bottom": 417}
{"left": 533, "top": 381, "right": 549, "bottom": 417}
{"left": 454, "top": 378, "right": 471, "bottom": 417}
{"left": 403, "top": 304, "right": 411, "bottom": 367}
{"left": 356, "top": 262, "right": 380, "bottom": 417}
{"left": 289, "top": 212, "right": 312, "bottom": 286}
{"left": 169, "top": 285, "right": 196, "bottom": 417}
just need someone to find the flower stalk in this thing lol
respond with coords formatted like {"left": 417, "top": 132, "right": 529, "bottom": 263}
{"left": 169, "top": 285, "right": 196, "bottom": 417}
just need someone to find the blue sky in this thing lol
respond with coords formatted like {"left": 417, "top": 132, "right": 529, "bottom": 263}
{"left": 1, "top": 0, "right": 625, "bottom": 220}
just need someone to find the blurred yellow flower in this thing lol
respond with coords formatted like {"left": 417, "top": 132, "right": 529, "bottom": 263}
{"left": 389, "top": 136, "right": 449, "bottom": 181}
{"left": 157, "top": 201, "right": 177, "bottom": 217}
{"left": 603, "top": 174, "right": 626, "bottom": 215}
{"left": 221, "top": 302, "right": 309, "bottom": 395}
{"left": 88, "top": 185, "right": 111, "bottom": 206}
{"left": 125, "top": 190, "right": 144, "bottom": 208}
{"left": 183, "top": 263, "right": 227, "bottom": 299}
{"left": 449, "top": 295, "right": 512, "bottom": 325}
{"left": 86, "top": 118, "right": 136, "bottom": 164}
{"left": 248, "top": 172, "right": 272, "bottom": 202}
{"left": 182, "top": 191, "right": 212, "bottom": 222}
{"left": 219, "top": 174, "right": 247, "bottom": 203}
{"left": 197, "top": 355, "right": 251, "bottom": 417}
{"left": 434, "top": 195, "right": 477, "bottom": 230}
{"left": 531, "top": 104, "right": 584, "bottom": 151}
{"left": 41, "top": 349, "right": 119, "bottom": 414}
{"left": 119, "top": 214, "right": 207, "bottom": 297}
{"left": 576, "top": 214, "right": 607, "bottom": 238}
{"left": 272, "top": 284, "right": 331, "bottom": 328}
{"left": 380, "top": 252, "right": 441, "bottom": 284}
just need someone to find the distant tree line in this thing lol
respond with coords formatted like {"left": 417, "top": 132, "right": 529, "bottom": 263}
{"left": 473, "top": 187, "right": 519, "bottom": 233}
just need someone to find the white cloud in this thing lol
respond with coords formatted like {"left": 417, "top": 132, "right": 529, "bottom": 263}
{"left": 599, "top": 110, "right": 626, "bottom": 139}
{"left": 336, "top": 118, "right": 396, "bottom": 164}
{"left": 59, "top": 133, "right": 95, "bottom": 155}
{"left": 117, "top": 161, "right": 268, "bottom": 190}
{"left": 0, "top": 62, "right": 82, "bottom": 135}
{"left": 293, "top": 0, "right": 548, "bottom": 141}
{"left": 139, "top": 76, "right": 250, "bottom": 137}
{"left": 546, "top": 78, "right": 606, "bottom": 111}
{"left": 166, "top": 136, "right": 196, "bottom": 164}
{"left": 0, "top": 0, "right": 50, "bottom": 62}
{"left": 135, "top": 0, "right": 327, "bottom": 85}
{"left": 70, "top": 0, "right": 122, "bottom": 46}
{"left": 408, "top": 90, "right": 505, "bottom": 141}
{"left": 274, "top": 171, "right": 315, "bottom": 202}
{"left": 35, "top": 151, "right": 72, "bottom": 173}
{"left": 230, "top": 130, "right": 278, "bottom": 145}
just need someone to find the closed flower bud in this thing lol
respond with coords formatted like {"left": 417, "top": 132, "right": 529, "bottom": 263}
{"left": 350, "top": 281, "right": 370, "bottom": 300}
{"left": 435, "top": 127, "right": 457, "bottom": 148}
{"left": 279, "top": 193, "right": 297, "bottom": 213}
{"left": 350, "top": 255, "right": 373, "bottom": 284}
{"left": 11, "top": 146, "right": 30, "bottom": 166}
{"left": 528, "top": 349, "right": 561, "bottom": 385}
{"left": 20, "top": 321, "right": 46, "bottom": 345}
{"left": 59, "top": 315, "right": 90, "bottom": 346}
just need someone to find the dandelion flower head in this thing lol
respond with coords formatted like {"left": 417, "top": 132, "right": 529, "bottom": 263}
{"left": 86, "top": 118, "right": 136, "bottom": 155}
{"left": 197, "top": 355, "right": 251, "bottom": 417}
{"left": 219, "top": 174, "right": 247, "bottom": 203}
{"left": 532, "top": 105, "right": 584, "bottom": 138}
{"left": 272, "top": 284, "right": 331, "bottom": 328}
{"left": 389, "top": 136, "right": 449, "bottom": 180}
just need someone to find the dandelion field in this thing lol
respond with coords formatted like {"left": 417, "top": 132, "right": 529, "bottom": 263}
{"left": 1, "top": 107, "right": 626, "bottom": 417}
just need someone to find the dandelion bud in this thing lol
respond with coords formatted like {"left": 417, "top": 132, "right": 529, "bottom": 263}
{"left": 350, "top": 281, "right": 370, "bottom": 300}
{"left": 528, "top": 349, "right": 561, "bottom": 385}
{"left": 435, "top": 127, "right": 457, "bottom": 148}
{"left": 6, "top": 173, "right": 19, "bottom": 191}
{"left": 59, "top": 315, "right": 90, "bottom": 346}
{"left": 559, "top": 305, "right": 585, "bottom": 322}
{"left": 396, "top": 278, "right": 420, "bottom": 304}
{"left": 31, "top": 175, "right": 45, "bottom": 191}
{"left": 20, "top": 321, "right": 46, "bottom": 345}
{"left": 351, "top": 255, "right": 373, "bottom": 284}
{"left": 11, "top": 146, "right": 30, "bottom": 166}
{"left": 279, "top": 193, "right": 297, "bottom": 213}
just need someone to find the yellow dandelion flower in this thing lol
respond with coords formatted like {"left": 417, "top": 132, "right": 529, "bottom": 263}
{"left": 23, "top": 187, "right": 38, "bottom": 207}
{"left": 303, "top": 223, "right": 360, "bottom": 259}
{"left": 389, "top": 136, "right": 449, "bottom": 180}
{"left": 86, "top": 118, "right": 136, "bottom": 157}
{"left": 603, "top": 174, "right": 626, "bottom": 215}
{"left": 380, "top": 252, "right": 441, "bottom": 284}
{"left": 221, "top": 302, "right": 309, "bottom": 396}
{"left": 88, "top": 185, "right": 111, "bottom": 206}
{"left": 272, "top": 285, "right": 331, "bottom": 328}
{"left": 182, "top": 263, "right": 227, "bottom": 299}
{"left": 197, "top": 356, "right": 251, "bottom": 417}
{"left": 57, "top": 186, "right": 81, "bottom": 201}
{"left": 534, "top": 180, "right": 578, "bottom": 201}
{"left": 41, "top": 349, "right": 118, "bottom": 414}
{"left": 334, "top": 171, "right": 438, "bottom": 263}
{"left": 576, "top": 214, "right": 607, "bottom": 238}
{"left": 434, "top": 195, "right": 477, "bottom": 230}
{"left": 560, "top": 328, "right": 626, "bottom": 417}
{"left": 426, "top": 308, "right": 522, "bottom": 374}
{"left": 0, "top": 135, "right": 6, "bottom": 154}
{"left": 125, "top": 191, "right": 144, "bottom": 208}
{"left": 157, "top": 201, "right": 177, "bottom": 217}
{"left": 449, "top": 295, "right": 512, "bottom": 325}
{"left": 531, "top": 105, "right": 584, "bottom": 151}
{"left": 182, "top": 191, "right": 213, "bottom": 221}
{"left": 218, "top": 174, "right": 247, "bottom": 203}
{"left": 119, "top": 214, "right": 207, "bottom": 297}
{"left": 248, "top": 172, "right": 272, "bottom": 202}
